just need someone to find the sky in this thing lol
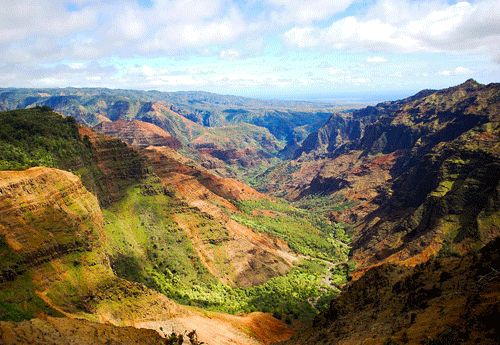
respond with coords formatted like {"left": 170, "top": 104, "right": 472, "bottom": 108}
{"left": 1, "top": 0, "right": 500, "bottom": 101}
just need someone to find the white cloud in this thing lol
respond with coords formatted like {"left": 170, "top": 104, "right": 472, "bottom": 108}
{"left": 219, "top": 49, "right": 241, "bottom": 60}
{"left": 0, "top": 1, "right": 97, "bottom": 44}
{"left": 69, "top": 38, "right": 103, "bottom": 60}
{"left": 329, "top": 75, "right": 371, "bottom": 85}
{"left": 0, "top": 0, "right": 498, "bottom": 94}
{"left": 0, "top": 61, "right": 117, "bottom": 88}
{"left": 110, "top": 6, "right": 147, "bottom": 41}
{"left": 284, "top": 0, "right": 500, "bottom": 59}
{"left": 141, "top": 65, "right": 156, "bottom": 77}
{"left": 152, "top": 0, "right": 225, "bottom": 24}
{"left": 210, "top": 73, "right": 290, "bottom": 88}
{"left": 328, "top": 68, "right": 347, "bottom": 76}
{"left": 439, "top": 66, "right": 473, "bottom": 76}
{"left": 38, "top": 77, "right": 67, "bottom": 86}
{"left": 367, "top": 56, "right": 388, "bottom": 63}
{"left": 69, "top": 63, "right": 86, "bottom": 69}
{"left": 141, "top": 7, "right": 246, "bottom": 51}
{"left": 283, "top": 27, "right": 318, "bottom": 48}
{"left": 267, "top": 0, "right": 358, "bottom": 24}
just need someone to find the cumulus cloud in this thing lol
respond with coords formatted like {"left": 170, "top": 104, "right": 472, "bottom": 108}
{"left": 0, "top": 1, "right": 98, "bottom": 44}
{"left": 0, "top": 60, "right": 117, "bottom": 87}
{"left": 108, "top": 6, "right": 147, "bottom": 41}
{"left": 328, "top": 68, "right": 347, "bottom": 76}
{"left": 329, "top": 74, "right": 371, "bottom": 85}
{"left": 140, "top": 6, "right": 247, "bottom": 52}
{"left": 439, "top": 66, "right": 473, "bottom": 76}
{"left": 367, "top": 56, "right": 388, "bottom": 63}
{"left": 285, "top": 16, "right": 419, "bottom": 52}
{"left": 266, "top": 0, "right": 358, "bottom": 24}
{"left": 149, "top": 75, "right": 205, "bottom": 87}
{"left": 219, "top": 49, "right": 241, "bottom": 60}
{"left": 0, "top": 0, "right": 498, "bottom": 93}
{"left": 284, "top": 0, "right": 500, "bottom": 59}
{"left": 389, "top": 71, "right": 403, "bottom": 77}
{"left": 322, "top": 67, "right": 371, "bottom": 85}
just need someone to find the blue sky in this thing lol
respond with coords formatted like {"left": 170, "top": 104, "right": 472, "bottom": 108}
{"left": 1, "top": 0, "right": 499, "bottom": 101}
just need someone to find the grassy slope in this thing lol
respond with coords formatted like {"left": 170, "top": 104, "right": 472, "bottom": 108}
{"left": 103, "top": 178, "right": 352, "bottom": 322}
{"left": 0, "top": 107, "right": 353, "bottom": 324}
{"left": 0, "top": 106, "right": 93, "bottom": 171}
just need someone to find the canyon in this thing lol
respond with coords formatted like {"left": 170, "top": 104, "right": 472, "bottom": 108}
{"left": 0, "top": 80, "right": 499, "bottom": 344}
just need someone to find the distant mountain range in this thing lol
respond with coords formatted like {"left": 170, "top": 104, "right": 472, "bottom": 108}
{"left": 0, "top": 80, "right": 499, "bottom": 344}
{"left": 0, "top": 87, "right": 352, "bottom": 183}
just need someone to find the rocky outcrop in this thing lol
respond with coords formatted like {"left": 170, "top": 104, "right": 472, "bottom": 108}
{"left": 265, "top": 80, "right": 500, "bottom": 272}
{"left": 294, "top": 114, "right": 362, "bottom": 157}
{"left": 349, "top": 80, "right": 500, "bottom": 270}
{"left": 0, "top": 168, "right": 105, "bottom": 266}
{"left": 281, "top": 238, "right": 500, "bottom": 345}
{"left": 93, "top": 119, "right": 182, "bottom": 150}
{"left": 0, "top": 316, "right": 165, "bottom": 345}
{"left": 0, "top": 167, "right": 111, "bottom": 318}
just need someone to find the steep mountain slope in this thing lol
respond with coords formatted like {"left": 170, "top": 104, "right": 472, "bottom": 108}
{"left": 281, "top": 239, "right": 500, "bottom": 345}
{"left": 0, "top": 167, "right": 184, "bottom": 323}
{"left": 0, "top": 88, "right": 342, "bottom": 181}
{"left": 0, "top": 107, "right": 152, "bottom": 208}
{"left": 93, "top": 119, "right": 182, "bottom": 150}
{"left": 106, "top": 145, "right": 297, "bottom": 289}
{"left": 0, "top": 167, "right": 295, "bottom": 345}
{"left": 263, "top": 80, "right": 500, "bottom": 273}
{"left": 0, "top": 88, "right": 337, "bottom": 141}
{"left": 1, "top": 107, "right": 345, "bottom": 343}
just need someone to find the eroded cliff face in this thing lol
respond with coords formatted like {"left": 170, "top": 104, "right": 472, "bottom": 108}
{"left": 0, "top": 167, "right": 110, "bottom": 319}
{"left": 0, "top": 168, "right": 107, "bottom": 264}
{"left": 281, "top": 239, "right": 500, "bottom": 345}
{"left": 264, "top": 80, "right": 500, "bottom": 272}
{"left": 93, "top": 119, "right": 182, "bottom": 150}
{"left": 0, "top": 167, "right": 294, "bottom": 345}
{"left": 0, "top": 167, "right": 190, "bottom": 324}
{"left": 138, "top": 146, "right": 297, "bottom": 287}
{"left": 76, "top": 125, "right": 152, "bottom": 207}
{"left": 349, "top": 80, "right": 500, "bottom": 271}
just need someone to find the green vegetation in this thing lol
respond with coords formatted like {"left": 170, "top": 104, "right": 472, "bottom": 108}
{"left": 293, "top": 193, "right": 357, "bottom": 215}
{"left": 0, "top": 107, "right": 93, "bottom": 171}
{"left": 150, "top": 261, "right": 335, "bottom": 322}
{"left": 0, "top": 106, "right": 354, "bottom": 323}
{"left": 198, "top": 269, "right": 324, "bottom": 319}
{"left": 436, "top": 243, "right": 461, "bottom": 258}
{"left": 103, "top": 178, "right": 216, "bottom": 292}
{"left": 0, "top": 270, "right": 64, "bottom": 321}
{"left": 230, "top": 198, "right": 350, "bottom": 261}
{"left": 103, "top": 181, "right": 350, "bottom": 321}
